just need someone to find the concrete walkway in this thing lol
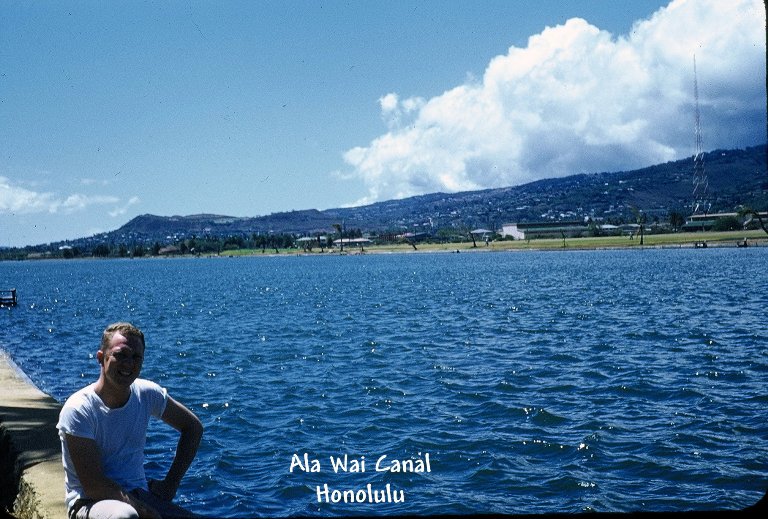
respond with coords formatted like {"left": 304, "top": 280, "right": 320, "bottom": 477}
{"left": 0, "top": 350, "right": 67, "bottom": 519}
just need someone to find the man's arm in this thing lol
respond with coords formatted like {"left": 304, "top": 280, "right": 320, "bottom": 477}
{"left": 149, "top": 396, "right": 203, "bottom": 501}
{"left": 65, "top": 434, "right": 161, "bottom": 519}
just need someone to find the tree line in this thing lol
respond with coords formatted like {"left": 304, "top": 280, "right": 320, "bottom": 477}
{"left": 1, "top": 208, "right": 766, "bottom": 261}
{"left": 0, "top": 229, "right": 367, "bottom": 260}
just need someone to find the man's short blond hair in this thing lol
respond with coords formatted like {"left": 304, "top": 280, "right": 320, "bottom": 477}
{"left": 100, "top": 322, "right": 145, "bottom": 353}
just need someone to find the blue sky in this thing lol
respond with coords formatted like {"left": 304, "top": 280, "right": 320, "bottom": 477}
{"left": 1, "top": 0, "right": 765, "bottom": 247}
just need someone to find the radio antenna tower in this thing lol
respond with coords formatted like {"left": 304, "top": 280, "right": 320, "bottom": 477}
{"left": 692, "top": 55, "right": 709, "bottom": 215}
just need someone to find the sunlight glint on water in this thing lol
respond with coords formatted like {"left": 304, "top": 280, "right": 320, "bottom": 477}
{"left": 1, "top": 248, "right": 766, "bottom": 516}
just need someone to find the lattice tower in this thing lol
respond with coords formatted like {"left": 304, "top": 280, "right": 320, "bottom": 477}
{"left": 692, "top": 55, "right": 709, "bottom": 215}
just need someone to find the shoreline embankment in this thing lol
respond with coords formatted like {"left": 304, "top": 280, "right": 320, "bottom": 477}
{"left": 0, "top": 349, "right": 66, "bottom": 519}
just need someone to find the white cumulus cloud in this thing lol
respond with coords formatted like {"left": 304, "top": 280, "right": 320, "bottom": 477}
{"left": 0, "top": 177, "right": 56, "bottom": 214}
{"left": 57, "top": 194, "right": 120, "bottom": 213}
{"left": 343, "top": 0, "right": 766, "bottom": 206}
{"left": 109, "top": 196, "right": 141, "bottom": 217}
{"left": 0, "top": 176, "right": 129, "bottom": 215}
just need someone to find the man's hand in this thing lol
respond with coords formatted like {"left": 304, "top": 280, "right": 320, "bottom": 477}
{"left": 149, "top": 477, "right": 178, "bottom": 502}
{"left": 128, "top": 493, "right": 163, "bottom": 519}
{"left": 66, "top": 433, "right": 161, "bottom": 518}
{"left": 157, "top": 396, "right": 203, "bottom": 499}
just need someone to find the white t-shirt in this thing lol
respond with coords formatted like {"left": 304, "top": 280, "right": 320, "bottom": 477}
{"left": 57, "top": 378, "right": 168, "bottom": 511}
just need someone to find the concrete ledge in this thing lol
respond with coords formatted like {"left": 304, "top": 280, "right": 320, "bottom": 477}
{"left": 0, "top": 350, "right": 67, "bottom": 519}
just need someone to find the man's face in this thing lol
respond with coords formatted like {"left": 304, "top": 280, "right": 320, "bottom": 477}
{"left": 100, "top": 332, "right": 144, "bottom": 388}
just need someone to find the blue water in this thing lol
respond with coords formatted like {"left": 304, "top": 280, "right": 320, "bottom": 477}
{"left": 1, "top": 248, "right": 766, "bottom": 516}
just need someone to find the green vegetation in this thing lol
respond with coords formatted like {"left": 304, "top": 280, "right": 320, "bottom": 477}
{"left": 1, "top": 145, "right": 764, "bottom": 261}
{"left": 2, "top": 229, "right": 766, "bottom": 261}
{"left": 342, "top": 229, "right": 767, "bottom": 253}
{"left": 738, "top": 205, "right": 768, "bottom": 236}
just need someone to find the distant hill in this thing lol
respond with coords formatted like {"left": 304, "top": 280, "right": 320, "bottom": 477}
{"left": 118, "top": 210, "right": 341, "bottom": 238}
{"left": 18, "top": 143, "right": 760, "bottom": 253}
{"left": 110, "top": 145, "right": 765, "bottom": 241}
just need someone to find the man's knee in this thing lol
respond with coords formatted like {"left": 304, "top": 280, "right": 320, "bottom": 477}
{"left": 75, "top": 499, "right": 139, "bottom": 519}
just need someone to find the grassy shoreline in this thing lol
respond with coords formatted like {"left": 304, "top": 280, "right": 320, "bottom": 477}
{"left": 3, "top": 230, "right": 765, "bottom": 261}
{"left": 220, "top": 230, "right": 768, "bottom": 256}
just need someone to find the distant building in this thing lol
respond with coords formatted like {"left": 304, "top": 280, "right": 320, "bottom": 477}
{"left": 682, "top": 212, "right": 767, "bottom": 232}
{"left": 500, "top": 221, "right": 589, "bottom": 240}
{"left": 333, "top": 238, "right": 372, "bottom": 246}
{"left": 395, "top": 232, "right": 429, "bottom": 242}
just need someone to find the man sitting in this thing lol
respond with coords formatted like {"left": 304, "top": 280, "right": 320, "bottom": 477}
{"left": 57, "top": 322, "right": 203, "bottom": 519}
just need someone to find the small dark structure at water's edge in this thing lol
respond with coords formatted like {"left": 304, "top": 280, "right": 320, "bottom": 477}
{"left": 0, "top": 288, "right": 17, "bottom": 306}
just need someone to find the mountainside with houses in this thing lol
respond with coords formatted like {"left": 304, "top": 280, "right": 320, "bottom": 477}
{"left": 114, "top": 144, "right": 765, "bottom": 239}
{"left": 15, "top": 144, "right": 767, "bottom": 253}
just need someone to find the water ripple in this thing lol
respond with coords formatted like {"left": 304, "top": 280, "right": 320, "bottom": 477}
{"left": 1, "top": 249, "right": 767, "bottom": 516}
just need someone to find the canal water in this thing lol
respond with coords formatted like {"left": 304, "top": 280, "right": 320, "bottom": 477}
{"left": 1, "top": 247, "right": 766, "bottom": 516}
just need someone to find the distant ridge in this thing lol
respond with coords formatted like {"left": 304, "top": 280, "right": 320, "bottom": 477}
{"left": 112, "top": 144, "right": 766, "bottom": 240}
{"left": 119, "top": 209, "right": 339, "bottom": 237}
